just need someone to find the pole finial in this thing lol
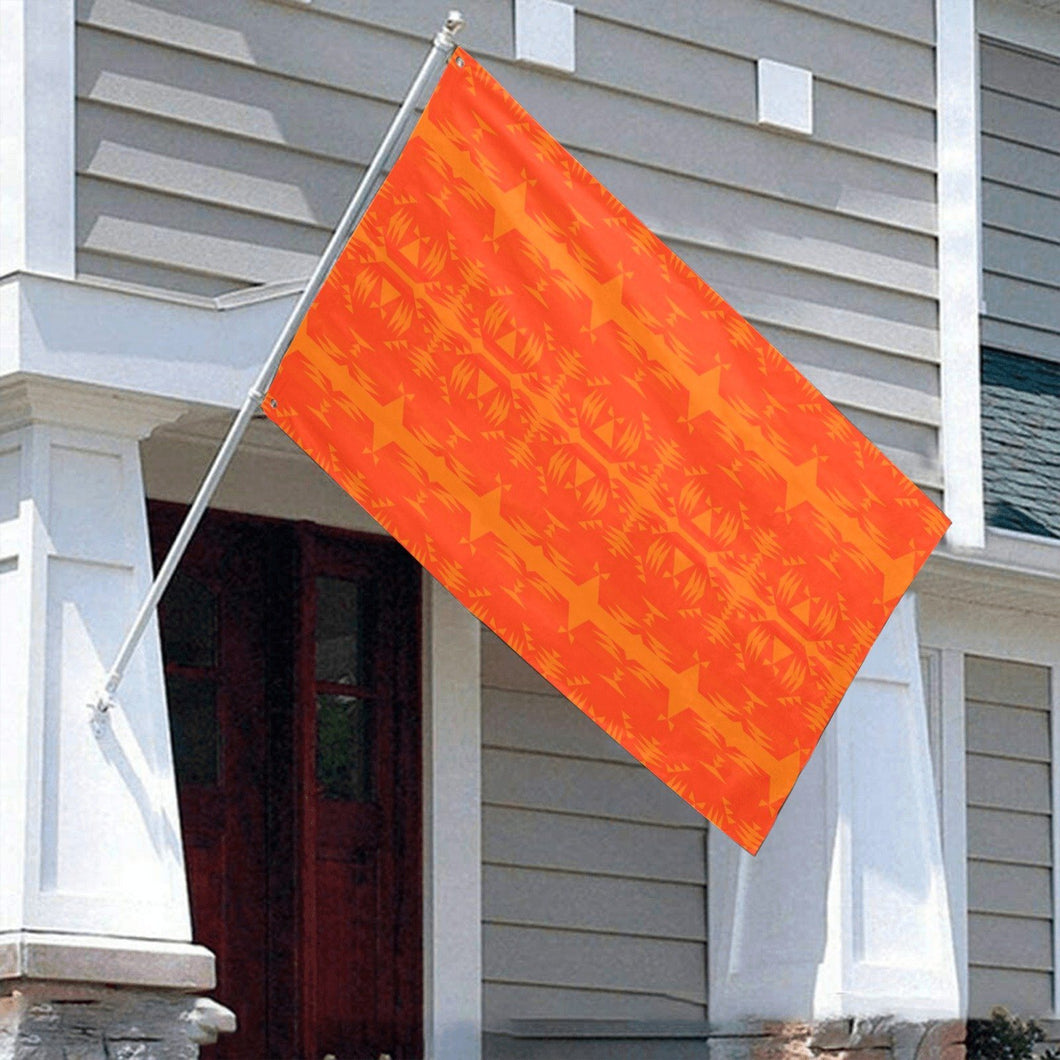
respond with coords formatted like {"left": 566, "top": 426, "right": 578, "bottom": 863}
{"left": 436, "top": 9, "right": 466, "bottom": 49}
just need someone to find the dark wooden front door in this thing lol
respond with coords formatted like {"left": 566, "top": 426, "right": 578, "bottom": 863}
{"left": 151, "top": 504, "right": 423, "bottom": 1059}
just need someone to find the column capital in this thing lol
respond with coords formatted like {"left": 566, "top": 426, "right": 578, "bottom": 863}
{"left": 0, "top": 375, "right": 187, "bottom": 439}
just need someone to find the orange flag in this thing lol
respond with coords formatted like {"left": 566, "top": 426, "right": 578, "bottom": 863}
{"left": 264, "top": 48, "right": 949, "bottom": 854}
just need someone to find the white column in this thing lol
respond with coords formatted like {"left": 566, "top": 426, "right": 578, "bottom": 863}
{"left": 422, "top": 577, "right": 482, "bottom": 1060}
{"left": 0, "top": 0, "right": 76, "bottom": 277}
{"left": 937, "top": 0, "right": 984, "bottom": 548}
{"left": 709, "top": 595, "right": 960, "bottom": 1021}
{"left": 0, "top": 376, "right": 213, "bottom": 988}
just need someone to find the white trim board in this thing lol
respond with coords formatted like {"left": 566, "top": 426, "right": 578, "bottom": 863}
{"left": 937, "top": 0, "right": 985, "bottom": 549}
{"left": 422, "top": 578, "right": 482, "bottom": 1060}
{"left": 0, "top": 1, "right": 75, "bottom": 277}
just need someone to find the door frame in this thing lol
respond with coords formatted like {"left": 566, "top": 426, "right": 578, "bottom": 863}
{"left": 151, "top": 501, "right": 429, "bottom": 1056}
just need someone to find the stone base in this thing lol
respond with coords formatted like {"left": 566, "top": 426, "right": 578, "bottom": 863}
{"left": 713, "top": 1019, "right": 966, "bottom": 1060}
{"left": 0, "top": 981, "right": 235, "bottom": 1060}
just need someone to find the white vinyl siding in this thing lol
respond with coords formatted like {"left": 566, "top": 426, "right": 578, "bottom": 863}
{"left": 980, "top": 39, "right": 1060, "bottom": 364}
{"left": 74, "top": 0, "right": 941, "bottom": 493}
{"left": 480, "top": 629, "right": 708, "bottom": 1028}
{"left": 965, "top": 655, "right": 1054, "bottom": 1016}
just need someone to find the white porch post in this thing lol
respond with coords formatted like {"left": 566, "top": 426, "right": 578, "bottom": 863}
{"left": 0, "top": 0, "right": 75, "bottom": 278}
{"left": 937, "top": 0, "right": 984, "bottom": 548}
{"left": 423, "top": 577, "right": 483, "bottom": 1060}
{"left": 709, "top": 595, "right": 960, "bottom": 1022}
{"left": 0, "top": 377, "right": 227, "bottom": 1044}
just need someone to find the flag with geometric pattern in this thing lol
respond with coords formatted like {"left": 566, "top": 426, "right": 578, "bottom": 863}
{"left": 263, "top": 47, "right": 950, "bottom": 854}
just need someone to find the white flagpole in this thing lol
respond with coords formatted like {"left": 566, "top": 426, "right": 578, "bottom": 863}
{"left": 92, "top": 10, "right": 466, "bottom": 715}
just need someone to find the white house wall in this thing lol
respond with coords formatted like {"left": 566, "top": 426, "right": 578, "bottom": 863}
{"left": 480, "top": 630, "right": 709, "bottom": 1027}
{"left": 919, "top": 575, "right": 1060, "bottom": 1021}
{"left": 979, "top": 39, "right": 1060, "bottom": 363}
{"left": 73, "top": 0, "right": 943, "bottom": 499}
{"left": 964, "top": 655, "right": 1054, "bottom": 1014}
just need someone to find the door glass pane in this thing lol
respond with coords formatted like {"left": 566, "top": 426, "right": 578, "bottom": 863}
{"left": 166, "top": 673, "right": 220, "bottom": 786}
{"left": 315, "top": 576, "right": 374, "bottom": 686}
{"left": 316, "top": 694, "right": 374, "bottom": 802}
{"left": 164, "top": 571, "right": 218, "bottom": 668}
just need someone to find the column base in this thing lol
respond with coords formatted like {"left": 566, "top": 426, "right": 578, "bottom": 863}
{"left": 0, "top": 934, "right": 234, "bottom": 1059}
{"left": 0, "top": 933, "right": 214, "bottom": 991}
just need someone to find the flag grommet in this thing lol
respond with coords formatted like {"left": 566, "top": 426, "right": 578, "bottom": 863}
{"left": 455, "top": 56, "right": 465, "bottom": 67}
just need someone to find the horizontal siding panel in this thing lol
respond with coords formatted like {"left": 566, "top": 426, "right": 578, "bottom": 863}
{"left": 483, "top": 688, "right": 632, "bottom": 765}
{"left": 574, "top": 151, "right": 937, "bottom": 299}
{"left": 566, "top": 17, "right": 756, "bottom": 127}
{"left": 966, "top": 656, "right": 1052, "bottom": 708}
{"left": 983, "top": 182, "right": 1060, "bottom": 246}
{"left": 75, "top": 249, "right": 242, "bottom": 296}
{"left": 838, "top": 406, "right": 936, "bottom": 458}
{"left": 483, "top": 924, "right": 706, "bottom": 1002}
{"left": 707, "top": 278, "right": 937, "bottom": 364}
{"left": 667, "top": 241, "right": 935, "bottom": 330}
{"left": 574, "top": 0, "right": 935, "bottom": 106}
{"left": 983, "top": 272, "right": 1060, "bottom": 337}
{"left": 968, "top": 966, "right": 1053, "bottom": 1019}
{"left": 756, "top": 324, "right": 938, "bottom": 391}
{"left": 967, "top": 860, "right": 1052, "bottom": 918}
{"left": 482, "top": 630, "right": 559, "bottom": 696}
{"left": 981, "top": 90, "right": 1060, "bottom": 159}
{"left": 484, "top": 1037, "right": 710, "bottom": 1060}
{"left": 483, "top": 864, "right": 706, "bottom": 941}
{"left": 773, "top": 0, "right": 934, "bottom": 42}
{"left": 78, "top": 100, "right": 357, "bottom": 227}
{"left": 981, "top": 40, "right": 1060, "bottom": 110}
{"left": 981, "top": 318, "right": 1060, "bottom": 364}
{"left": 813, "top": 81, "right": 934, "bottom": 169}
{"left": 78, "top": 26, "right": 397, "bottom": 164}
{"left": 969, "top": 911, "right": 1053, "bottom": 971}
{"left": 967, "top": 806, "right": 1052, "bottom": 867}
{"left": 982, "top": 138, "right": 1060, "bottom": 201}
{"left": 482, "top": 747, "right": 705, "bottom": 828}
{"left": 78, "top": 177, "right": 322, "bottom": 284}
{"left": 483, "top": 982, "right": 704, "bottom": 1024}
{"left": 797, "top": 365, "right": 939, "bottom": 426}
{"left": 483, "top": 805, "right": 707, "bottom": 885}
{"left": 966, "top": 753, "right": 1051, "bottom": 814}
{"left": 869, "top": 443, "right": 945, "bottom": 487}
{"left": 983, "top": 228, "right": 1060, "bottom": 292}
{"left": 966, "top": 702, "right": 1051, "bottom": 762}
